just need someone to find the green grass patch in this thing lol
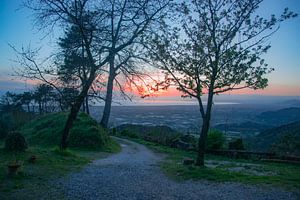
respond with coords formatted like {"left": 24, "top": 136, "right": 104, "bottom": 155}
{"left": 128, "top": 137, "right": 300, "bottom": 191}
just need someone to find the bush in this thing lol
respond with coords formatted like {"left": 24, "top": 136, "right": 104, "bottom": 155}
{"left": 206, "top": 129, "right": 225, "bottom": 150}
{"left": 120, "top": 129, "right": 139, "bottom": 138}
{"left": 68, "top": 125, "right": 108, "bottom": 149}
{"left": 228, "top": 138, "right": 245, "bottom": 150}
{"left": 4, "top": 131, "right": 28, "bottom": 152}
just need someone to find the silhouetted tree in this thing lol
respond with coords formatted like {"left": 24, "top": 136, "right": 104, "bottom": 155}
{"left": 33, "top": 84, "right": 56, "bottom": 114}
{"left": 57, "top": 26, "right": 92, "bottom": 114}
{"left": 150, "top": 0, "right": 297, "bottom": 166}
{"left": 95, "top": 0, "right": 172, "bottom": 128}
{"left": 23, "top": 0, "right": 171, "bottom": 150}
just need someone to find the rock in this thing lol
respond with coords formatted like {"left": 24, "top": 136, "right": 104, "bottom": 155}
{"left": 183, "top": 158, "right": 194, "bottom": 165}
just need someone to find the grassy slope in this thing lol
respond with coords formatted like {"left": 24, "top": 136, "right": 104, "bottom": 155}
{"left": 127, "top": 137, "right": 300, "bottom": 191}
{"left": 22, "top": 112, "right": 114, "bottom": 150}
{"left": 0, "top": 112, "right": 120, "bottom": 199}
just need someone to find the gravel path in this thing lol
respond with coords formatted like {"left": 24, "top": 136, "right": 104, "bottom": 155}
{"left": 61, "top": 138, "right": 298, "bottom": 200}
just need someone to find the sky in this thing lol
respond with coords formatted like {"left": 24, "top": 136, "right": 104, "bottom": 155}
{"left": 0, "top": 0, "right": 300, "bottom": 102}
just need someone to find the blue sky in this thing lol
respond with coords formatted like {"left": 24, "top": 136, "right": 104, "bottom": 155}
{"left": 0, "top": 0, "right": 299, "bottom": 96}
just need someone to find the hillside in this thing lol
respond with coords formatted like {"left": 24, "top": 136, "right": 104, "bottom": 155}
{"left": 257, "top": 107, "right": 300, "bottom": 125}
{"left": 213, "top": 121, "right": 271, "bottom": 134}
{"left": 21, "top": 112, "right": 113, "bottom": 150}
{"left": 251, "top": 121, "right": 300, "bottom": 156}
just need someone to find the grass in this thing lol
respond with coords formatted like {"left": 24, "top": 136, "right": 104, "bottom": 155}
{"left": 127, "top": 137, "right": 300, "bottom": 191}
{"left": 0, "top": 112, "right": 121, "bottom": 199}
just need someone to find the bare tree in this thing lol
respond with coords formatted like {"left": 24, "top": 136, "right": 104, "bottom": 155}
{"left": 150, "top": 0, "right": 297, "bottom": 166}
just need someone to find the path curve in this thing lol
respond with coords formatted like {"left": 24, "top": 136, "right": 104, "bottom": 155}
{"left": 61, "top": 138, "right": 297, "bottom": 200}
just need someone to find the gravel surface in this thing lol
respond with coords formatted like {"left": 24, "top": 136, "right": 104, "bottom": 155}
{"left": 60, "top": 138, "right": 298, "bottom": 200}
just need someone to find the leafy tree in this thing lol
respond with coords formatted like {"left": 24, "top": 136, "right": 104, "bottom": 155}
{"left": 0, "top": 92, "right": 23, "bottom": 112}
{"left": 19, "top": 92, "right": 33, "bottom": 112}
{"left": 150, "top": 0, "right": 297, "bottom": 166}
{"left": 33, "top": 84, "right": 56, "bottom": 114}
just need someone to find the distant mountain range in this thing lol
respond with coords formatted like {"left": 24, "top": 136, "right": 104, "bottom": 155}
{"left": 213, "top": 107, "right": 300, "bottom": 135}
{"left": 257, "top": 107, "right": 300, "bottom": 125}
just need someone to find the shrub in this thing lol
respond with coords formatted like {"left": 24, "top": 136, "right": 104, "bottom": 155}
{"left": 228, "top": 138, "right": 245, "bottom": 150}
{"left": 5, "top": 131, "right": 28, "bottom": 152}
{"left": 68, "top": 126, "right": 108, "bottom": 149}
{"left": 120, "top": 129, "right": 139, "bottom": 138}
{"left": 206, "top": 129, "right": 225, "bottom": 150}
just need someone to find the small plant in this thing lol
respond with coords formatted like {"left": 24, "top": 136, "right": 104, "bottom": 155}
{"left": 4, "top": 131, "right": 28, "bottom": 152}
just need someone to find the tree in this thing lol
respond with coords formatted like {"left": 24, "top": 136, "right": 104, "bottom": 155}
{"left": 0, "top": 92, "right": 23, "bottom": 112}
{"left": 19, "top": 92, "right": 33, "bottom": 112}
{"left": 33, "top": 84, "right": 56, "bottom": 114}
{"left": 96, "top": 0, "right": 172, "bottom": 128}
{"left": 150, "top": 0, "right": 297, "bottom": 166}
{"left": 24, "top": 0, "right": 171, "bottom": 149}
{"left": 59, "top": 87, "right": 80, "bottom": 111}
{"left": 57, "top": 25, "right": 92, "bottom": 114}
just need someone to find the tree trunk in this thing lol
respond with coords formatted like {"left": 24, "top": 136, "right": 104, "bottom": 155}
{"left": 82, "top": 99, "right": 86, "bottom": 112}
{"left": 38, "top": 102, "right": 42, "bottom": 114}
{"left": 85, "top": 96, "right": 90, "bottom": 115}
{"left": 60, "top": 69, "right": 96, "bottom": 150}
{"left": 100, "top": 57, "right": 115, "bottom": 128}
{"left": 195, "top": 117, "right": 210, "bottom": 166}
{"left": 195, "top": 91, "right": 214, "bottom": 166}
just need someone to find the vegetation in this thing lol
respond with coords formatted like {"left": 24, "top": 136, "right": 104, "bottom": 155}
{"left": 21, "top": 112, "right": 116, "bottom": 150}
{"left": 18, "top": 0, "right": 173, "bottom": 150}
{"left": 149, "top": 0, "right": 297, "bottom": 166}
{"left": 206, "top": 130, "right": 225, "bottom": 151}
{"left": 116, "top": 124, "right": 181, "bottom": 146}
{"left": 130, "top": 138, "right": 300, "bottom": 191}
{"left": 4, "top": 132, "right": 28, "bottom": 152}
{"left": 251, "top": 121, "right": 300, "bottom": 156}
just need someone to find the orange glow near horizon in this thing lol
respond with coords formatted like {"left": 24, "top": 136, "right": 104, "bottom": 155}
{"left": 132, "top": 84, "right": 300, "bottom": 97}
{"left": 1, "top": 77, "right": 299, "bottom": 97}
